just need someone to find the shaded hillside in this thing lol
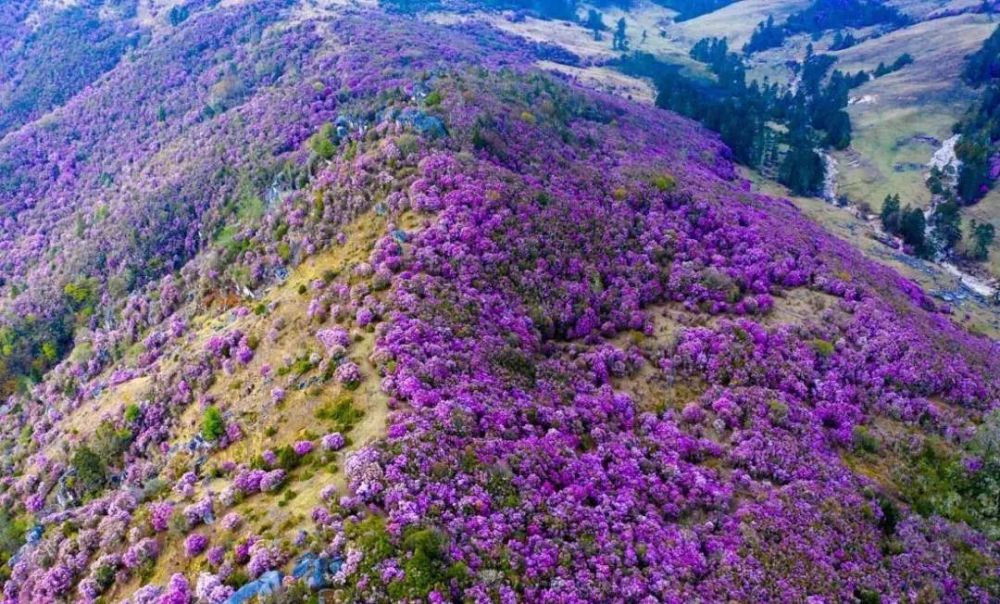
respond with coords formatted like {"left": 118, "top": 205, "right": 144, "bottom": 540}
{"left": 0, "top": 0, "right": 147, "bottom": 139}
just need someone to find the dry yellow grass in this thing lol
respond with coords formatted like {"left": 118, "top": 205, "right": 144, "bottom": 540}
{"left": 427, "top": 3, "right": 704, "bottom": 102}
{"left": 40, "top": 375, "right": 152, "bottom": 461}
{"left": 101, "top": 207, "right": 408, "bottom": 600}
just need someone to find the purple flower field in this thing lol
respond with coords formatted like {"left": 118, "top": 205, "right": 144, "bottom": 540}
{"left": 0, "top": 2, "right": 998, "bottom": 603}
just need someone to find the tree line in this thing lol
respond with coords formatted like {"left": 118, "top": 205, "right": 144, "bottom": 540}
{"left": 621, "top": 39, "right": 865, "bottom": 195}
{"left": 956, "top": 25, "right": 1000, "bottom": 204}
{"left": 879, "top": 190, "right": 995, "bottom": 262}
{"left": 744, "top": 0, "right": 910, "bottom": 55}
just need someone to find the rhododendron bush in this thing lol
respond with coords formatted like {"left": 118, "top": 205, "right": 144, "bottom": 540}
{"left": 0, "top": 3, "right": 998, "bottom": 603}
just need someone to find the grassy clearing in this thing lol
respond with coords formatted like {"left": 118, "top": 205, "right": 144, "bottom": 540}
{"left": 588, "top": 0, "right": 695, "bottom": 61}
{"left": 607, "top": 304, "right": 705, "bottom": 413}
{"left": 669, "top": 0, "right": 813, "bottom": 49}
{"left": 831, "top": 14, "right": 994, "bottom": 212}
{"left": 764, "top": 287, "right": 844, "bottom": 326}
{"left": 537, "top": 60, "right": 657, "bottom": 104}
{"left": 104, "top": 208, "right": 405, "bottom": 600}
{"left": 744, "top": 167, "right": 1000, "bottom": 338}
{"left": 606, "top": 287, "right": 842, "bottom": 416}
{"left": 961, "top": 188, "right": 1000, "bottom": 277}
{"left": 430, "top": 11, "right": 619, "bottom": 60}
{"left": 833, "top": 107, "right": 955, "bottom": 211}
{"left": 887, "top": 0, "right": 986, "bottom": 19}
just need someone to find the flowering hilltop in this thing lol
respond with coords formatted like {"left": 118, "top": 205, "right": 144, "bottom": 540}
{"left": 0, "top": 2, "right": 997, "bottom": 603}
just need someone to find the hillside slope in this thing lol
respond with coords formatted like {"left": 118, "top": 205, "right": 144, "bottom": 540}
{"left": 0, "top": 3, "right": 999, "bottom": 603}
{"left": 411, "top": 0, "right": 1000, "bottom": 305}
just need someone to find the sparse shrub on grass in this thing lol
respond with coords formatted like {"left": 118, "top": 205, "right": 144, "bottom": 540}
{"left": 307, "top": 123, "right": 337, "bottom": 160}
{"left": 277, "top": 489, "right": 298, "bottom": 507}
{"left": 202, "top": 406, "right": 226, "bottom": 441}
{"left": 71, "top": 446, "right": 107, "bottom": 497}
{"left": 124, "top": 403, "right": 141, "bottom": 424}
{"left": 853, "top": 426, "right": 879, "bottom": 454}
{"left": 92, "top": 420, "right": 132, "bottom": 461}
{"left": 141, "top": 478, "right": 168, "bottom": 502}
{"left": 278, "top": 355, "right": 316, "bottom": 377}
{"left": 424, "top": 90, "right": 442, "bottom": 107}
{"left": 315, "top": 394, "right": 364, "bottom": 432}
{"left": 224, "top": 569, "right": 250, "bottom": 590}
{"left": 275, "top": 445, "right": 302, "bottom": 471}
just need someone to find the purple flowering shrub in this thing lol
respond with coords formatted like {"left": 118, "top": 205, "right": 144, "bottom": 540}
{"left": 122, "top": 538, "right": 159, "bottom": 572}
{"left": 321, "top": 433, "right": 346, "bottom": 451}
{"left": 148, "top": 502, "right": 174, "bottom": 533}
{"left": 195, "top": 572, "right": 233, "bottom": 604}
{"left": 183, "top": 534, "right": 208, "bottom": 558}
{"left": 333, "top": 361, "right": 362, "bottom": 389}
{"left": 316, "top": 328, "right": 351, "bottom": 355}
{"left": 0, "top": 1, "right": 143, "bottom": 139}
{"left": 0, "top": 8, "right": 998, "bottom": 604}
{"left": 326, "top": 34, "right": 1000, "bottom": 604}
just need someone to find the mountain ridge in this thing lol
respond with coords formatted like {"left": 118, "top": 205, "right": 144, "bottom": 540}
{"left": 0, "top": 2, "right": 998, "bottom": 603}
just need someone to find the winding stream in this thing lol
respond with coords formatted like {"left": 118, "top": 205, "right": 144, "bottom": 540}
{"left": 817, "top": 136, "right": 998, "bottom": 303}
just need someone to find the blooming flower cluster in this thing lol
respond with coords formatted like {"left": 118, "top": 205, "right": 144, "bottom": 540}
{"left": 195, "top": 572, "right": 233, "bottom": 604}
{"left": 330, "top": 25, "right": 1000, "bottom": 603}
{"left": 122, "top": 538, "right": 159, "bottom": 571}
{"left": 0, "top": 8, "right": 998, "bottom": 604}
{"left": 220, "top": 512, "right": 243, "bottom": 532}
{"left": 321, "top": 433, "right": 345, "bottom": 451}
{"left": 315, "top": 328, "right": 351, "bottom": 355}
{"left": 183, "top": 534, "right": 208, "bottom": 558}
{"left": 334, "top": 361, "right": 362, "bottom": 389}
{"left": 182, "top": 497, "right": 213, "bottom": 529}
{"left": 228, "top": 466, "right": 286, "bottom": 497}
{"left": 246, "top": 541, "right": 285, "bottom": 579}
{"left": 148, "top": 501, "right": 174, "bottom": 533}
{"left": 259, "top": 470, "right": 286, "bottom": 493}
